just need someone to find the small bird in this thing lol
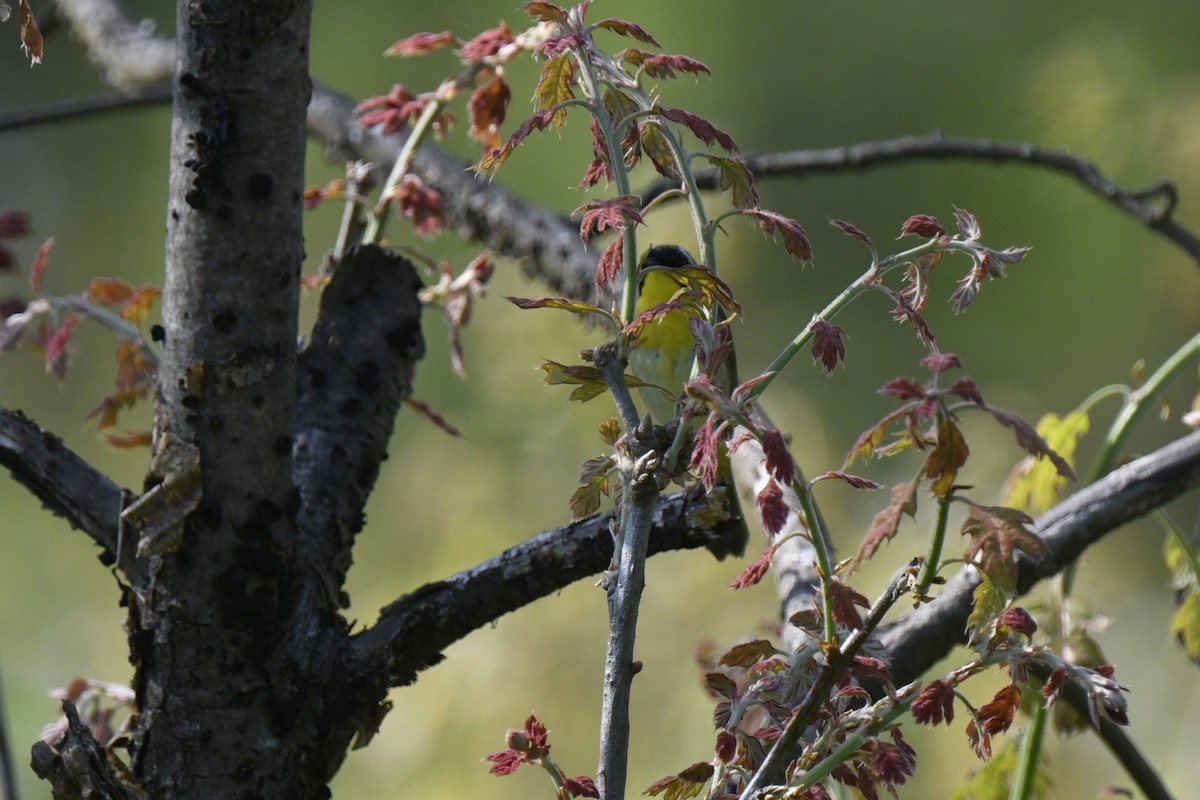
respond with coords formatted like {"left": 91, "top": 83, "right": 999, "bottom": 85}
{"left": 627, "top": 244, "right": 750, "bottom": 559}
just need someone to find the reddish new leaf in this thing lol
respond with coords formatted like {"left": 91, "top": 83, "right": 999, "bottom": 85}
{"left": 755, "top": 478, "right": 789, "bottom": 536}
{"left": 729, "top": 544, "right": 775, "bottom": 590}
{"left": 0, "top": 210, "right": 30, "bottom": 238}
{"left": 759, "top": 427, "right": 796, "bottom": 486}
{"left": 987, "top": 405, "right": 1076, "bottom": 480}
{"left": 469, "top": 75, "right": 511, "bottom": 150}
{"left": 813, "top": 471, "right": 881, "bottom": 490}
{"left": 385, "top": 31, "right": 458, "bottom": 56}
{"left": 920, "top": 352, "right": 961, "bottom": 375}
{"left": 658, "top": 106, "right": 735, "bottom": 151}
{"left": 389, "top": 175, "right": 445, "bottom": 235}
{"left": 978, "top": 684, "right": 1021, "bottom": 735}
{"left": 533, "top": 54, "right": 575, "bottom": 129}
{"left": 574, "top": 195, "right": 643, "bottom": 240}
{"left": 458, "top": 22, "right": 513, "bottom": 63}
{"left": 405, "top": 398, "right": 462, "bottom": 437}
{"left": 706, "top": 155, "right": 759, "bottom": 210}
{"left": 596, "top": 230, "right": 623, "bottom": 290}
{"left": 899, "top": 214, "right": 945, "bottom": 238}
{"left": 912, "top": 680, "right": 955, "bottom": 726}
{"left": 880, "top": 377, "right": 926, "bottom": 400}
{"left": 593, "top": 17, "right": 660, "bottom": 48}
{"left": 30, "top": 236, "right": 53, "bottom": 294}
{"left": 747, "top": 209, "right": 812, "bottom": 262}
{"left": 86, "top": 278, "right": 135, "bottom": 306}
{"left": 45, "top": 315, "right": 78, "bottom": 381}
{"left": 851, "top": 480, "right": 917, "bottom": 570}
{"left": 829, "top": 218, "right": 878, "bottom": 262}
{"left": 810, "top": 318, "right": 847, "bottom": 373}
{"left": 717, "top": 639, "right": 778, "bottom": 668}
{"left": 478, "top": 109, "right": 557, "bottom": 172}
{"left": 523, "top": 1, "right": 568, "bottom": 24}
{"left": 960, "top": 503, "right": 1043, "bottom": 592}
{"left": 20, "top": 0, "right": 43, "bottom": 65}
{"left": 826, "top": 579, "right": 869, "bottom": 629}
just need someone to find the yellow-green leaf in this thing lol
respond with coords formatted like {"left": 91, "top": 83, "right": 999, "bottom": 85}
{"left": 1171, "top": 590, "right": 1200, "bottom": 664}
{"left": 1004, "top": 410, "right": 1089, "bottom": 513}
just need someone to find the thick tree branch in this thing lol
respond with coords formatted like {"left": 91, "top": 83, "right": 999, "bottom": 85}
{"left": 882, "top": 429, "right": 1200, "bottom": 685}
{"left": 0, "top": 407, "right": 122, "bottom": 560}
{"left": 346, "top": 485, "right": 745, "bottom": 689}
{"left": 643, "top": 134, "right": 1200, "bottom": 267}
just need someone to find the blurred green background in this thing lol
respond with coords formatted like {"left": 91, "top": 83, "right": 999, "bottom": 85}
{"left": 2, "top": 1, "right": 1199, "bottom": 797}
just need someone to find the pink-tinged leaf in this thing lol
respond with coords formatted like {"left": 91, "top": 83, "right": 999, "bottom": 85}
{"left": 458, "top": 22, "right": 513, "bottom": 63}
{"left": 630, "top": 53, "right": 711, "bottom": 80}
{"left": 891, "top": 293, "right": 937, "bottom": 347}
{"left": 469, "top": 76, "right": 511, "bottom": 151}
{"left": 760, "top": 427, "right": 796, "bottom": 486}
{"left": 658, "top": 106, "right": 735, "bottom": 151}
{"left": 596, "top": 231, "right": 623, "bottom": 290}
{"left": 987, "top": 405, "right": 1075, "bottom": 480}
{"left": 850, "top": 480, "right": 918, "bottom": 570}
{"left": 19, "top": 0, "right": 43, "bottom": 66}
{"left": 0, "top": 247, "right": 13, "bottom": 273}
{"left": 536, "top": 32, "right": 586, "bottom": 59}
{"left": 385, "top": 31, "right": 459, "bottom": 56}
{"left": 912, "top": 680, "right": 955, "bottom": 726}
{"left": 593, "top": 17, "right": 660, "bottom": 47}
{"left": 45, "top": 315, "right": 78, "bottom": 381}
{"left": 953, "top": 206, "right": 981, "bottom": 241}
{"left": 899, "top": 214, "right": 945, "bottom": 239}
{"left": 405, "top": 398, "right": 462, "bottom": 437}
{"left": 999, "top": 606, "right": 1038, "bottom": 638}
{"left": 813, "top": 471, "right": 881, "bottom": 490}
{"left": 747, "top": 209, "right": 812, "bottom": 262}
{"left": 717, "top": 638, "right": 779, "bottom": 668}
{"left": 729, "top": 542, "right": 778, "bottom": 590}
{"left": 961, "top": 502, "right": 1042, "bottom": 593}
{"left": 706, "top": 155, "right": 758, "bottom": 210}
{"left": 704, "top": 671, "right": 737, "bottom": 699}
{"left": 485, "top": 749, "right": 522, "bottom": 776}
{"left": 689, "top": 414, "right": 720, "bottom": 491}
{"left": 523, "top": 1, "right": 569, "bottom": 24}
{"left": 574, "top": 195, "right": 643, "bottom": 240}
{"left": 506, "top": 295, "right": 608, "bottom": 318}
{"left": 756, "top": 478, "right": 789, "bottom": 536}
{"left": 810, "top": 318, "right": 847, "bottom": 373}
{"left": 925, "top": 416, "right": 969, "bottom": 497}
{"left": 357, "top": 84, "right": 427, "bottom": 135}
{"left": 920, "top": 352, "right": 961, "bottom": 375}
{"left": 828, "top": 218, "right": 878, "bottom": 261}
{"left": 0, "top": 210, "right": 30, "bottom": 238}
{"left": 715, "top": 731, "right": 736, "bottom": 764}
{"left": 30, "top": 236, "right": 54, "bottom": 294}
{"left": 564, "top": 776, "right": 599, "bottom": 798}
{"left": 826, "top": 579, "right": 869, "bottom": 629}
{"left": 880, "top": 377, "right": 926, "bottom": 400}
{"left": 389, "top": 175, "right": 445, "bottom": 235}
{"left": 992, "top": 245, "right": 1031, "bottom": 265}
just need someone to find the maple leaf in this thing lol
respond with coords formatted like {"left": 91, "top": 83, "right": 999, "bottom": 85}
{"left": 639, "top": 124, "right": 679, "bottom": 181}
{"left": 596, "top": 230, "right": 624, "bottom": 290}
{"left": 729, "top": 544, "right": 775, "bottom": 589}
{"left": 644, "top": 763, "right": 712, "bottom": 800}
{"left": 20, "top": 0, "right": 43, "bottom": 66}
{"left": 747, "top": 208, "right": 812, "bottom": 262}
{"left": 564, "top": 776, "right": 598, "bottom": 798}
{"left": 478, "top": 109, "right": 557, "bottom": 172}
{"left": 826, "top": 579, "right": 869, "bottom": 629}
{"left": 1002, "top": 409, "right": 1086, "bottom": 513}
{"left": 570, "top": 454, "right": 614, "bottom": 519}
{"left": 850, "top": 480, "right": 917, "bottom": 570}
{"left": 954, "top": 206, "right": 982, "bottom": 241}
{"left": 45, "top": 315, "right": 78, "bottom": 381}
{"left": 30, "top": 237, "right": 54, "bottom": 295}
{"left": 86, "top": 278, "right": 135, "bottom": 306}
{"left": 987, "top": 405, "right": 1076, "bottom": 481}
{"left": 385, "top": 31, "right": 459, "bottom": 56}
{"left": 813, "top": 471, "right": 881, "bottom": 490}
{"left": 810, "top": 318, "right": 847, "bottom": 373}
{"left": 388, "top": 175, "right": 446, "bottom": 236}
{"left": 759, "top": 427, "right": 796, "bottom": 486}
{"left": 912, "top": 680, "right": 955, "bottom": 726}
{"left": 755, "top": 478, "right": 789, "bottom": 536}
{"left": 689, "top": 414, "right": 720, "bottom": 491}
{"left": 978, "top": 684, "right": 1021, "bottom": 735}
{"left": 574, "top": 195, "right": 642, "bottom": 240}
{"left": 961, "top": 503, "right": 1043, "bottom": 593}
{"left": 717, "top": 639, "right": 778, "bottom": 668}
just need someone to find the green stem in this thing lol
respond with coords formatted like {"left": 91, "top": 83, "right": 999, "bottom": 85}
{"left": 795, "top": 477, "right": 838, "bottom": 644}
{"left": 1087, "top": 332, "right": 1200, "bottom": 484}
{"left": 915, "top": 493, "right": 952, "bottom": 596}
{"left": 1009, "top": 702, "right": 1048, "bottom": 800}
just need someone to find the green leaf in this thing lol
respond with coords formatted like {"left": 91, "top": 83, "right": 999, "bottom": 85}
{"left": 533, "top": 54, "right": 575, "bottom": 128}
{"left": 1004, "top": 410, "right": 1089, "bottom": 513}
{"left": 1171, "top": 590, "right": 1200, "bottom": 664}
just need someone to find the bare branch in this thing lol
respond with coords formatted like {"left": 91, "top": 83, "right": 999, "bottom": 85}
{"left": 30, "top": 700, "right": 143, "bottom": 800}
{"left": 0, "top": 407, "right": 122, "bottom": 560}
{"left": 0, "top": 84, "right": 171, "bottom": 134}
{"left": 881, "top": 430, "right": 1200, "bottom": 685}
{"left": 53, "top": 0, "right": 173, "bottom": 87}
{"left": 643, "top": 134, "right": 1200, "bottom": 268}
{"left": 346, "top": 485, "right": 745, "bottom": 689}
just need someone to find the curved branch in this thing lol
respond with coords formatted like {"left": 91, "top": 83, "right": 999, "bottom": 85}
{"left": 642, "top": 134, "right": 1200, "bottom": 268}
{"left": 881, "top": 429, "right": 1200, "bottom": 685}
{"left": 0, "top": 407, "right": 122, "bottom": 560}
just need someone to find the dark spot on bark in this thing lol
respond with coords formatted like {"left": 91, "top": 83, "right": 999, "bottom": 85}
{"left": 386, "top": 319, "right": 424, "bottom": 357}
{"left": 308, "top": 368, "right": 326, "bottom": 388}
{"left": 235, "top": 761, "right": 254, "bottom": 781}
{"left": 235, "top": 518, "right": 269, "bottom": 540}
{"left": 185, "top": 189, "right": 207, "bottom": 211}
{"left": 285, "top": 486, "right": 301, "bottom": 518}
{"left": 248, "top": 172, "right": 272, "bottom": 199}
{"left": 181, "top": 395, "right": 201, "bottom": 410}
{"left": 273, "top": 434, "right": 292, "bottom": 456}
{"left": 216, "top": 203, "right": 234, "bottom": 221}
{"left": 250, "top": 395, "right": 265, "bottom": 408}
{"left": 209, "top": 415, "right": 224, "bottom": 433}
{"left": 212, "top": 310, "right": 236, "bottom": 333}
{"left": 236, "top": 543, "right": 283, "bottom": 575}
{"left": 356, "top": 361, "right": 380, "bottom": 393}
{"left": 276, "top": 269, "right": 291, "bottom": 288}
{"left": 171, "top": 209, "right": 179, "bottom": 221}
{"left": 255, "top": 499, "right": 282, "bottom": 523}
{"left": 185, "top": 412, "right": 201, "bottom": 427}
{"left": 266, "top": 693, "right": 302, "bottom": 738}
{"left": 339, "top": 397, "right": 362, "bottom": 416}
{"left": 150, "top": 324, "right": 165, "bottom": 343}
{"left": 199, "top": 729, "right": 213, "bottom": 745}
{"left": 179, "top": 72, "right": 201, "bottom": 90}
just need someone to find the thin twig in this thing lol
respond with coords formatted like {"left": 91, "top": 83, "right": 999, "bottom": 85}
{"left": 642, "top": 133, "right": 1200, "bottom": 268}
{"left": 0, "top": 84, "right": 170, "bottom": 134}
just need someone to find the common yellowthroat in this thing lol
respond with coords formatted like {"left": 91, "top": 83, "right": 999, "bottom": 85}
{"left": 627, "top": 244, "right": 750, "bottom": 559}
